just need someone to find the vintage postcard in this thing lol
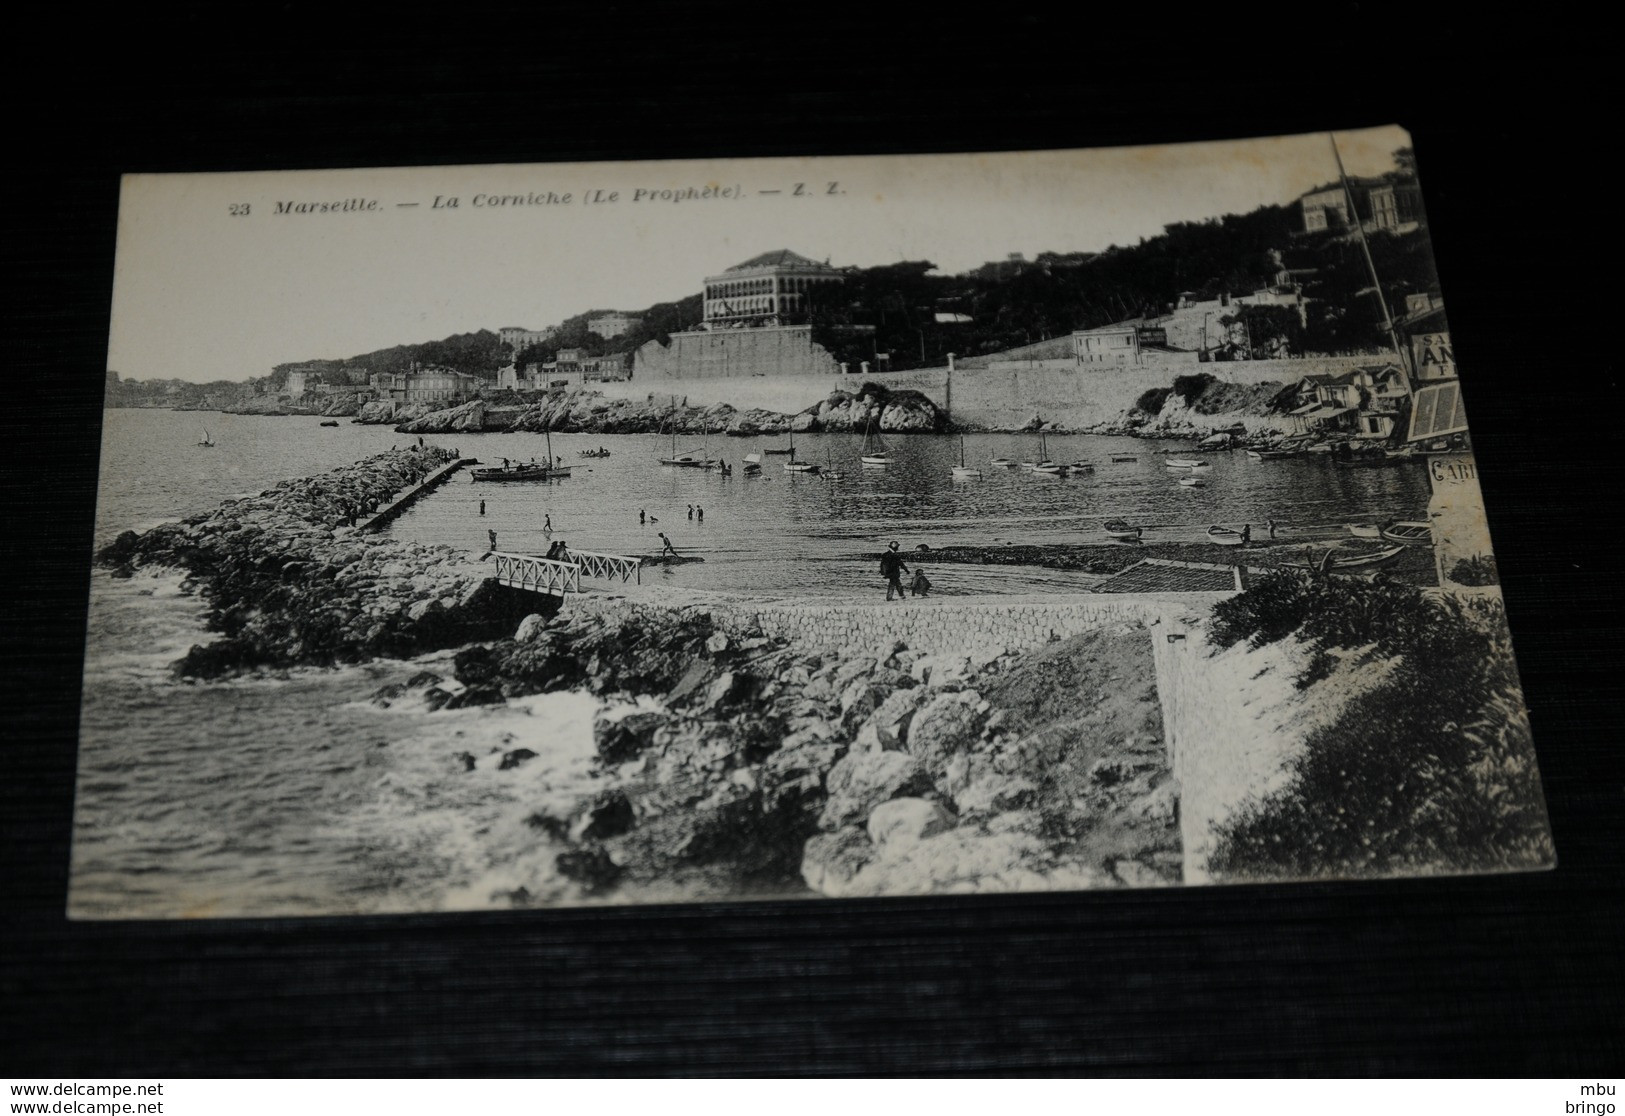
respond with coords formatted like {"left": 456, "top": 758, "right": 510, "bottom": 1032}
{"left": 74, "top": 127, "right": 1552, "bottom": 918}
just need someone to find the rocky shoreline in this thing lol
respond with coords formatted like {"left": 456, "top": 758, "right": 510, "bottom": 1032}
{"left": 396, "top": 599, "right": 1178, "bottom": 902}
{"left": 96, "top": 446, "right": 1181, "bottom": 903}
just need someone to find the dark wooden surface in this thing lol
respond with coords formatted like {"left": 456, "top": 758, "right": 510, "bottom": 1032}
{"left": 4, "top": 7, "right": 1620, "bottom": 1077}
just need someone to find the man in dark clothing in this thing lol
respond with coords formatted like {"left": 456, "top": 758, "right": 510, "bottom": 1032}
{"left": 880, "top": 541, "right": 909, "bottom": 601}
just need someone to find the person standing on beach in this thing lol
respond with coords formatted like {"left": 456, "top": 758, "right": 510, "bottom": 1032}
{"left": 880, "top": 541, "right": 910, "bottom": 601}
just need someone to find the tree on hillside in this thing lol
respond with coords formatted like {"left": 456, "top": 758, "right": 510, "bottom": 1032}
{"left": 1219, "top": 304, "right": 1304, "bottom": 359}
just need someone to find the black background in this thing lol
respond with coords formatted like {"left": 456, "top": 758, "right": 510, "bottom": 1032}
{"left": 4, "top": 6, "right": 1620, "bottom": 1077}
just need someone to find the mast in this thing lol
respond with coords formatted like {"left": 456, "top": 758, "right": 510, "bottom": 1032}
{"left": 1330, "top": 133, "right": 1410, "bottom": 378}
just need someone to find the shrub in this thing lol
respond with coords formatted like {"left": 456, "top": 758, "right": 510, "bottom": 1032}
{"left": 1134, "top": 387, "right": 1171, "bottom": 414}
{"left": 1449, "top": 554, "right": 1499, "bottom": 586}
{"left": 1205, "top": 572, "right": 1552, "bottom": 880}
{"left": 1171, "top": 372, "right": 1218, "bottom": 406}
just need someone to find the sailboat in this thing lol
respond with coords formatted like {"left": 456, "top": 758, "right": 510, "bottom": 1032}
{"left": 658, "top": 412, "right": 720, "bottom": 469}
{"left": 950, "top": 435, "right": 982, "bottom": 479}
{"left": 471, "top": 427, "right": 570, "bottom": 481}
{"left": 1026, "top": 432, "right": 1062, "bottom": 474}
{"left": 821, "top": 444, "right": 844, "bottom": 480}
{"left": 198, "top": 427, "right": 215, "bottom": 447}
{"left": 783, "top": 428, "right": 820, "bottom": 472}
{"left": 860, "top": 417, "right": 893, "bottom": 466}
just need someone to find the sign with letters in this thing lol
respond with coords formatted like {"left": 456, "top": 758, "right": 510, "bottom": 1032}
{"left": 1412, "top": 330, "right": 1455, "bottom": 381}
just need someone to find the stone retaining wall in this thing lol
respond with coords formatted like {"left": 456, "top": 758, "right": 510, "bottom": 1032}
{"left": 573, "top": 589, "right": 1227, "bottom": 657}
{"left": 590, "top": 354, "right": 1391, "bottom": 432}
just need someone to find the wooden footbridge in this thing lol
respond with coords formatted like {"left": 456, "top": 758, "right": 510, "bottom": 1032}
{"left": 489, "top": 548, "right": 643, "bottom": 600}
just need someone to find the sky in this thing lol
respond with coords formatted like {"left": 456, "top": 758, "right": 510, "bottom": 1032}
{"left": 107, "top": 126, "right": 1410, "bottom": 383}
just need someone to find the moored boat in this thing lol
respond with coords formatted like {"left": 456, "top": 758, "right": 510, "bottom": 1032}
{"left": 1207, "top": 524, "right": 1246, "bottom": 547}
{"left": 1178, "top": 475, "right": 1204, "bottom": 488}
{"left": 782, "top": 429, "right": 820, "bottom": 472}
{"left": 1381, "top": 520, "right": 1433, "bottom": 547}
{"left": 860, "top": 417, "right": 893, "bottom": 466}
{"left": 1282, "top": 544, "right": 1406, "bottom": 571}
{"left": 319, "top": 420, "right": 339, "bottom": 427}
{"left": 742, "top": 453, "right": 762, "bottom": 475}
{"left": 1110, "top": 454, "right": 1138, "bottom": 463}
{"left": 1347, "top": 522, "right": 1383, "bottom": 540}
{"left": 1103, "top": 519, "right": 1142, "bottom": 541}
{"left": 1164, "top": 457, "right": 1206, "bottom": 469}
{"left": 950, "top": 435, "right": 983, "bottom": 479}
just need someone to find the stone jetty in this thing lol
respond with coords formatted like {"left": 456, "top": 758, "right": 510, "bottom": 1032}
{"left": 97, "top": 446, "right": 531, "bottom": 677}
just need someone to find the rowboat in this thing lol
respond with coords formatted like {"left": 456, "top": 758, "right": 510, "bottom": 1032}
{"left": 1381, "top": 521, "right": 1434, "bottom": 547}
{"left": 763, "top": 447, "right": 795, "bottom": 455}
{"left": 1110, "top": 454, "right": 1138, "bottom": 463}
{"left": 1178, "top": 476, "right": 1204, "bottom": 488}
{"left": 860, "top": 417, "right": 893, "bottom": 466}
{"left": 1103, "top": 519, "right": 1143, "bottom": 541}
{"left": 1247, "top": 448, "right": 1298, "bottom": 460}
{"left": 1347, "top": 522, "right": 1383, "bottom": 539}
{"left": 1066, "top": 461, "right": 1095, "bottom": 474}
{"left": 472, "top": 463, "right": 554, "bottom": 482}
{"left": 1207, "top": 524, "right": 1246, "bottom": 547}
{"left": 950, "top": 435, "right": 982, "bottom": 479}
{"left": 1164, "top": 457, "right": 1206, "bottom": 469}
{"left": 1282, "top": 545, "right": 1406, "bottom": 571}
{"left": 742, "top": 453, "right": 762, "bottom": 475}
{"left": 989, "top": 455, "right": 1018, "bottom": 467}
{"left": 319, "top": 420, "right": 339, "bottom": 427}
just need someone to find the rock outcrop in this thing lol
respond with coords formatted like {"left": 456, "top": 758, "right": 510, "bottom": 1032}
{"left": 95, "top": 447, "right": 526, "bottom": 677}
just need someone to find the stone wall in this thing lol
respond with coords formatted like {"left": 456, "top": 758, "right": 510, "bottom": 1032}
{"left": 574, "top": 589, "right": 1227, "bottom": 657}
{"left": 593, "top": 354, "right": 1389, "bottom": 431}
{"left": 635, "top": 326, "right": 845, "bottom": 381}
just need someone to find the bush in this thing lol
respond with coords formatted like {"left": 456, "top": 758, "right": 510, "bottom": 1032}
{"left": 1134, "top": 387, "right": 1171, "bottom": 414}
{"left": 1205, "top": 571, "right": 1553, "bottom": 880}
{"left": 1449, "top": 554, "right": 1499, "bottom": 586}
{"left": 1171, "top": 372, "right": 1218, "bottom": 406}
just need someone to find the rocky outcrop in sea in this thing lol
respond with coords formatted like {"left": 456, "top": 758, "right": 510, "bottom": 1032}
{"left": 377, "top": 384, "right": 947, "bottom": 437}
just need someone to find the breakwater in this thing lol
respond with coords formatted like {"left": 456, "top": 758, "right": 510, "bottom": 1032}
{"left": 96, "top": 446, "right": 536, "bottom": 677}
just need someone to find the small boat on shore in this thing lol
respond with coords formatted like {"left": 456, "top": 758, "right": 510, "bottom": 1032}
{"left": 1381, "top": 521, "right": 1434, "bottom": 547}
{"left": 1207, "top": 524, "right": 1247, "bottom": 547}
{"left": 1103, "top": 519, "right": 1143, "bottom": 541}
{"left": 1282, "top": 544, "right": 1406, "bottom": 571}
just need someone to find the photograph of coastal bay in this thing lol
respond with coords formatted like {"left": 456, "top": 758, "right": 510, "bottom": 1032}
{"left": 72, "top": 127, "right": 1554, "bottom": 918}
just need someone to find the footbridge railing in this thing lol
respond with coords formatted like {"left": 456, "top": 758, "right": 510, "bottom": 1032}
{"left": 490, "top": 552, "right": 580, "bottom": 597}
{"left": 568, "top": 549, "right": 643, "bottom": 584}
